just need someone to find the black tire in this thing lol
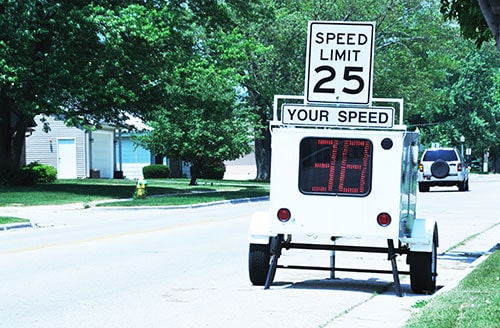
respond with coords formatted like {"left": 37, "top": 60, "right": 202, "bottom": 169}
{"left": 248, "top": 243, "right": 270, "bottom": 286}
{"left": 431, "top": 160, "right": 449, "bottom": 178}
{"left": 458, "top": 178, "right": 469, "bottom": 191}
{"left": 418, "top": 183, "right": 429, "bottom": 192}
{"left": 408, "top": 226, "right": 438, "bottom": 294}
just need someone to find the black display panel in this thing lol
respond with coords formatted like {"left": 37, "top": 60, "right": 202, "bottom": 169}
{"left": 299, "top": 137, "right": 372, "bottom": 196}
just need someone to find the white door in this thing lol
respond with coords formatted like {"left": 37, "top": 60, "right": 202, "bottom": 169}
{"left": 57, "top": 138, "right": 77, "bottom": 179}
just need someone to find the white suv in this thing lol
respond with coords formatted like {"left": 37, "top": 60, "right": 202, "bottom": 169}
{"left": 418, "top": 148, "right": 469, "bottom": 192}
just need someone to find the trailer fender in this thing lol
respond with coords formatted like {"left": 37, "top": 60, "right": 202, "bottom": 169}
{"left": 402, "top": 218, "right": 438, "bottom": 252}
{"left": 248, "top": 211, "right": 272, "bottom": 244}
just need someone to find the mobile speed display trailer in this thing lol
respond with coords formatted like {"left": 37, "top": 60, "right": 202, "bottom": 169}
{"left": 248, "top": 21, "right": 438, "bottom": 296}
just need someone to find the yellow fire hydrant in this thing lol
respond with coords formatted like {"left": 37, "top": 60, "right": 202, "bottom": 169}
{"left": 135, "top": 179, "right": 148, "bottom": 199}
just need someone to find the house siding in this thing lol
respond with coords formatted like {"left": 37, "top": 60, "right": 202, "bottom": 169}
{"left": 25, "top": 116, "right": 87, "bottom": 178}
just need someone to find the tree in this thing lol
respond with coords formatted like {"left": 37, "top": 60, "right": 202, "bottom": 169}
{"left": 138, "top": 25, "right": 254, "bottom": 185}
{"left": 439, "top": 45, "right": 500, "bottom": 169}
{"left": 0, "top": 1, "right": 175, "bottom": 177}
{"left": 0, "top": 0, "right": 253, "bottom": 179}
{"left": 138, "top": 61, "right": 253, "bottom": 185}
{"left": 440, "top": 0, "right": 499, "bottom": 52}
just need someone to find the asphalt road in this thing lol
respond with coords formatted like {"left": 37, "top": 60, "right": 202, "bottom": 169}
{"left": 1, "top": 174, "right": 499, "bottom": 327}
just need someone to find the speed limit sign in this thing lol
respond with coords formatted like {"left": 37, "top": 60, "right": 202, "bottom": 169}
{"left": 305, "top": 21, "right": 375, "bottom": 105}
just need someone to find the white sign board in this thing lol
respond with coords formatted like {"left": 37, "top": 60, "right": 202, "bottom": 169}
{"left": 282, "top": 104, "right": 393, "bottom": 128}
{"left": 305, "top": 21, "right": 375, "bottom": 105}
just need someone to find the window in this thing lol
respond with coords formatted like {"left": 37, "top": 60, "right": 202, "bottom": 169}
{"left": 299, "top": 137, "right": 372, "bottom": 196}
{"left": 422, "top": 149, "right": 458, "bottom": 162}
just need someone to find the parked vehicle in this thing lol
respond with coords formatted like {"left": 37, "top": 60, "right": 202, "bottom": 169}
{"left": 418, "top": 148, "right": 469, "bottom": 192}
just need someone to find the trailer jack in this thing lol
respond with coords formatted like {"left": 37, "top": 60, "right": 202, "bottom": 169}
{"left": 264, "top": 235, "right": 409, "bottom": 297}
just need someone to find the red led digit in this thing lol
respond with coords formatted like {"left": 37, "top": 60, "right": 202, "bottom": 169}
{"left": 338, "top": 140, "right": 370, "bottom": 193}
{"left": 327, "top": 139, "right": 339, "bottom": 192}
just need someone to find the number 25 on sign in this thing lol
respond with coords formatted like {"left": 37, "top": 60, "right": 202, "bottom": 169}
{"left": 305, "top": 21, "right": 375, "bottom": 105}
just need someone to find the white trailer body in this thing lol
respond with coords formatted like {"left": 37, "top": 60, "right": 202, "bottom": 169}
{"left": 269, "top": 127, "right": 418, "bottom": 240}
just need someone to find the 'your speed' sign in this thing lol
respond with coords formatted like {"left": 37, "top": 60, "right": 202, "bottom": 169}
{"left": 305, "top": 21, "right": 375, "bottom": 105}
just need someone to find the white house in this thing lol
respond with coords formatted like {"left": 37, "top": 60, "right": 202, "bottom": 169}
{"left": 24, "top": 115, "right": 116, "bottom": 179}
{"left": 24, "top": 115, "right": 193, "bottom": 180}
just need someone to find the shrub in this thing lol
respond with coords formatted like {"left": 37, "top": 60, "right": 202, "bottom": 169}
{"left": 0, "top": 162, "right": 57, "bottom": 186}
{"left": 27, "top": 162, "right": 57, "bottom": 183}
{"left": 8, "top": 167, "right": 40, "bottom": 186}
{"left": 142, "top": 164, "right": 170, "bottom": 178}
{"left": 191, "top": 161, "right": 226, "bottom": 180}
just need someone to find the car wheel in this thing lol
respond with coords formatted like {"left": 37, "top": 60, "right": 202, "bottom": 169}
{"left": 430, "top": 159, "right": 449, "bottom": 178}
{"left": 418, "top": 183, "right": 429, "bottom": 192}
{"left": 458, "top": 178, "right": 470, "bottom": 191}
{"left": 248, "top": 243, "right": 270, "bottom": 286}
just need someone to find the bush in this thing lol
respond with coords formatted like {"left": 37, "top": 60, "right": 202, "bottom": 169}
{"left": 142, "top": 164, "right": 170, "bottom": 178}
{"left": 191, "top": 161, "right": 226, "bottom": 180}
{"left": 0, "top": 162, "right": 57, "bottom": 186}
{"left": 204, "top": 161, "right": 225, "bottom": 180}
{"left": 8, "top": 167, "right": 40, "bottom": 186}
{"left": 27, "top": 162, "right": 57, "bottom": 183}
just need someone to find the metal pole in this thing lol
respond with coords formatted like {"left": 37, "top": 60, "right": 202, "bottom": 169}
{"left": 330, "top": 238, "right": 336, "bottom": 279}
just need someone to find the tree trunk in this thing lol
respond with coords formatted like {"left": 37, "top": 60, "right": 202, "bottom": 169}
{"left": 254, "top": 126, "right": 271, "bottom": 181}
{"left": 477, "top": 0, "right": 500, "bottom": 54}
{"left": 169, "top": 159, "right": 183, "bottom": 178}
{"left": 154, "top": 155, "right": 163, "bottom": 164}
{"left": 189, "top": 164, "right": 200, "bottom": 185}
{"left": 0, "top": 92, "right": 27, "bottom": 174}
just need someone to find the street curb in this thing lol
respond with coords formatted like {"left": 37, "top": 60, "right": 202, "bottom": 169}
{"left": 90, "top": 196, "right": 270, "bottom": 211}
{"left": 0, "top": 222, "right": 33, "bottom": 231}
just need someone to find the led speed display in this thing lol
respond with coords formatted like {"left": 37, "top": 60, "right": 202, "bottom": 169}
{"left": 299, "top": 137, "right": 372, "bottom": 196}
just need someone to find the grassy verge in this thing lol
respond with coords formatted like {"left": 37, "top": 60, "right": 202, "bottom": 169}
{"left": 405, "top": 250, "right": 500, "bottom": 327}
{"left": 0, "top": 217, "right": 30, "bottom": 224}
{"left": 0, "top": 178, "right": 269, "bottom": 207}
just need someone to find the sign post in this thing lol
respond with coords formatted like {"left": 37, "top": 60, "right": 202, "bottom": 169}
{"left": 305, "top": 21, "right": 375, "bottom": 105}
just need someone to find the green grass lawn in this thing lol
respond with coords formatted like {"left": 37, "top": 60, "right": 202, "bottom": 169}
{"left": 0, "top": 217, "right": 30, "bottom": 224}
{"left": 0, "top": 178, "right": 269, "bottom": 223}
{"left": 405, "top": 250, "right": 500, "bottom": 327}
{"left": 0, "top": 178, "right": 269, "bottom": 207}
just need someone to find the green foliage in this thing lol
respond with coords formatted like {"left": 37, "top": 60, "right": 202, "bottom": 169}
{"left": 2, "top": 0, "right": 500, "bottom": 179}
{"left": 7, "top": 167, "right": 40, "bottom": 186}
{"left": 26, "top": 162, "right": 57, "bottom": 183}
{"left": 439, "top": 0, "right": 492, "bottom": 48}
{"left": 0, "top": 0, "right": 256, "bottom": 173}
{"left": 0, "top": 162, "right": 57, "bottom": 186}
{"left": 142, "top": 164, "right": 170, "bottom": 179}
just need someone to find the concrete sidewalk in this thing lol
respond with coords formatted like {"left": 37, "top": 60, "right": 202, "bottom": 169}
{"left": 325, "top": 222, "right": 500, "bottom": 327}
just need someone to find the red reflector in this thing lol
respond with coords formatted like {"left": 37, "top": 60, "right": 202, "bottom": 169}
{"left": 277, "top": 208, "right": 291, "bottom": 222}
{"left": 377, "top": 213, "right": 391, "bottom": 227}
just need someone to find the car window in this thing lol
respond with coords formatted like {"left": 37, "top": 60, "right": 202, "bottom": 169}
{"left": 423, "top": 150, "right": 458, "bottom": 161}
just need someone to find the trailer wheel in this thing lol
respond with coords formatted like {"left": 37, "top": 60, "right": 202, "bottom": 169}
{"left": 248, "top": 243, "right": 270, "bottom": 286}
{"left": 408, "top": 226, "right": 438, "bottom": 294}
